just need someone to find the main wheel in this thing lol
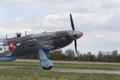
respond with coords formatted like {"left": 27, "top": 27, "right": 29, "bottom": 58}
{"left": 42, "top": 66, "right": 52, "bottom": 70}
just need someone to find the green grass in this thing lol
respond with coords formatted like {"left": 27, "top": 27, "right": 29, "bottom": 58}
{"left": 54, "top": 62, "right": 120, "bottom": 70}
{"left": 0, "top": 61, "right": 120, "bottom": 70}
{"left": 0, "top": 61, "right": 39, "bottom": 67}
{"left": 0, "top": 69, "right": 120, "bottom": 80}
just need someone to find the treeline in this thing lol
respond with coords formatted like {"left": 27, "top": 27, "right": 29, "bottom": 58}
{"left": 18, "top": 49, "right": 120, "bottom": 62}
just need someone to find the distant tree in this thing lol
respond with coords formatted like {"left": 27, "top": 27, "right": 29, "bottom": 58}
{"left": 118, "top": 54, "right": 120, "bottom": 62}
{"left": 65, "top": 49, "right": 75, "bottom": 61}
{"left": 29, "top": 53, "right": 39, "bottom": 59}
{"left": 50, "top": 50, "right": 63, "bottom": 60}
{"left": 76, "top": 52, "right": 95, "bottom": 61}
{"left": 76, "top": 53, "right": 88, "bottom": 61}
{"left": 102, "top": 52, "right": 112, "bottom": 62}
{"left": 18, "top": 53, "right": 39, "bottom": 59}
{"left": 76, "top": 53, "right": 82, "bottom": 61}
{"left": 111, "top": 50, "right": 119, "bottom": 62}
{"left": 86, "top": 52, "right": 96, "bottom": 61}
{"left": 61, "top": 53, "right": 66, "bottom": 61}
{"left": 17, "top": 48, "right": 120, "bottom": 62}
{"left": 97, "top": 51, "right": 104, "bottom": 62}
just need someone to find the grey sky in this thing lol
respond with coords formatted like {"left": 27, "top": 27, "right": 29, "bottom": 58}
{"left": 0, "top": 0, "right": 120, "bottom": 54}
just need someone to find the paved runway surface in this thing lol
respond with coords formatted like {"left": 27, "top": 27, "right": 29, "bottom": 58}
{"left": 0, "top": 66, "right": 120, "bottom": 74}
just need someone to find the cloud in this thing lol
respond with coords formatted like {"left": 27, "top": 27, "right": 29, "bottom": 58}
{"left": 3, "top": 0, "right": 34, "bottom": 4}
{"left": 1, "top": 0, "right": 120, "bottom": 53}
{"left": 0, "top": 10, "right": 120, "bottom": 40}
{"left": 13, "top": 17, "right": 27, "bottom": 22}
{"left": 2, "top": 0, "right": 75, "bottom": 4}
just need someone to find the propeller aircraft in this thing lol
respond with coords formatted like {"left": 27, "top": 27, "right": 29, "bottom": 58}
{"left": 0, "top": 14, "right": 83, "bottom": 70}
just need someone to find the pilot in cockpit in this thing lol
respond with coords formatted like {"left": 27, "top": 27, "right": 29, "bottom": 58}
{"left": 16, "top": 33, "right": 21, "bottom": 37}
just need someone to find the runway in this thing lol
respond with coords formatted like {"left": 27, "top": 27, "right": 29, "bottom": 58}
{"left": 0, "top": 66, "right": 120, "bottom": 74}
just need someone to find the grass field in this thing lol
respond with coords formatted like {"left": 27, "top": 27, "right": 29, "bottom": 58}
{"left": 0, "top": 61, "right": 120, "bottom": 80}
{"left": 0, "top": 69, "right": 120, "bottom": 80}
{"left": 54, "top": 62, "right": 120, "bottom": 70}
{"left": 0, "top": 61, "right": 120, "bottom": 70}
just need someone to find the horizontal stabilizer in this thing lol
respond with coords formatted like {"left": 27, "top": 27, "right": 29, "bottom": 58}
{"left": 0, "top": 56, "right": 16, "bottom": 61}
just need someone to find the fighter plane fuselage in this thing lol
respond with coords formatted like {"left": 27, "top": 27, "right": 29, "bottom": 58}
{"left": 0, "top": 30, "right": 83, "bottom": 57}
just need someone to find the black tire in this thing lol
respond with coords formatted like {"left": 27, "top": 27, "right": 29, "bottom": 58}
{"left": 42, "top": 66, "right": 52, "bottom": 70}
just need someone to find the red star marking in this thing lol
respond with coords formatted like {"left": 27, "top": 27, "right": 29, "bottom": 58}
{"left": 8, "top": 40, "right": 17, "bottom": 52}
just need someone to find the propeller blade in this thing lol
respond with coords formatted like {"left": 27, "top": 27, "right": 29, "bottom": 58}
{"left": 70, "top": 13, "right": 79, "bottom": 55}
{"left": 70, "top": 13, "right": 75, "bottom": 31}
{"left": 74, "top": 40, "right": 77, "bottom": 54}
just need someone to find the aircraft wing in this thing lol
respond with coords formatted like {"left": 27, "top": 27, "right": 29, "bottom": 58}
{"left": 14, "top": 40, "right": 53, "bottom": 70}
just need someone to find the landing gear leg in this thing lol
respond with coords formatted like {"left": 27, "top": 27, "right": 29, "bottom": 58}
{"left": 38, "top": 49, "right": 53, "bottom": 70}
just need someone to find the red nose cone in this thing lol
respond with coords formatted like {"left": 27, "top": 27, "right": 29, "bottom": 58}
{"left": 80, "top": 32, "right": 83, "bottom": 37}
